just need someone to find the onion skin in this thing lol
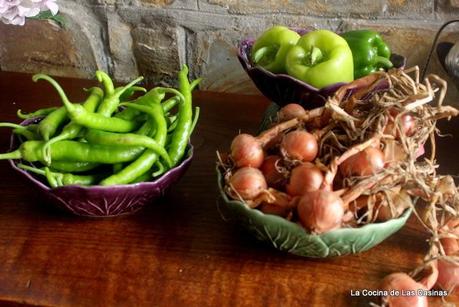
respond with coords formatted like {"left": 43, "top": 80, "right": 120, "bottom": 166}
{"left": 278, "top": 103, "right": 305, "bottom": 122}
{"left": 259, "top": 191, "right": 293, "bottom": 217}
{"left": 437, "top": 220, "right": 459, "bottom": 292}
{"left": 281, "top": 130, "right": 318, "bottom": 162}
{"left": 286, "top": 163, "right": 323, "bottom": 196}
{"left": 437, "top": 259, "right": 459, "bottom": 292}
{"left": 231, "top": 134, "right": 264, "bottom": 168}
{"left": 385, "top": 110, "right": 416, "bottom": 138}
{"left": 260, "top": 155, "right": 284, "bottom": 188}
{"left": 415, "top": 144, "right": 425, "bottom": 159}
{"left": 381, "top": 273, "right": 428, "bottom": 307}
{"left": 400, "top": 114, "right": 416, "bottom": 137}
{"left": 440, "top": 219, "right": 459, "bottom": 255}
{"left": 340, "top": 147, "right": 385, "bottom": 177}
{"left": 297, "top": 190, "right": 344, "bottom": 233}
{"left": 229, "top": 167, "right": 267, "bottom": 200}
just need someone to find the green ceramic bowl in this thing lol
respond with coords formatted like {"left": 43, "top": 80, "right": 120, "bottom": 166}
{"left": 216, "top": 166, "right": 412, "bottom": 258}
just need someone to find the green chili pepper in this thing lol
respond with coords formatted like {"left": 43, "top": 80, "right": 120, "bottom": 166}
{"left": 37, "top": 106, "right": 68, "bottom": 141}
{"left": 17, "top": 163, "right": 102, "bottom": 187}
{"left": 131, "top": 171, "right": 152, "bottom": 184}
{"left": 100, "top": 96, "right": 169, "bottom": 185}
{"left": 17, "top": 107, "right": 58, "bottom": 120}
{"left": 42, "top": 87, "right": 104, "bottom": 165}
{"left": 119, "top": 86, "right": 147, "bottom": 101}
{"left": 136, "top": 121, "right": 153, "bottom": 136}
{"left": 152, "top": 160, "right": 165, "bottom": 177}
{"left": 0, "top": 123, "right": 38, "bottom": 140}
{"left": 112, "top": 163, "right": 124, "bottom": 174}
{"left": 50, "top": 161, "right": 100, "bottom": 173}
{"left": 95, "top": 71, "right": 115, "bottom": 97}
{"left": 44, "top": 167, "right": 59, "bottom": 188}
{"left": 341, "top": 29, "right": 393, "bottom": 79}
{"left": 0, "top": 140, "right": 144, "bottom": 164}
{"left": 85, "top": 129, "right": 172, "bottom": 167}
{"left": 115, "top": 80, "right": 201, "bottom": 121}
{"left": 167, "top": 115, "right": 178, "bottom": 132}
{"left": 251, "top": 26, "right": 301, "bottom": 74}
{"left": 95, "top": 71, "right": 144, "bottom": 117}
{"left": 285, "top": 29, "right": 354, "bottom": 89}
{"left": 168, "top": 65, "right": 195, "bottom": 166}
{"left": 32, "top": 74, "right": 140, "bottom": 133}
{"left": 114, "top": 88, "right": 166, "bottom": 121}
{"left": 190, "top": 107, "right": 200, "bottom": 135}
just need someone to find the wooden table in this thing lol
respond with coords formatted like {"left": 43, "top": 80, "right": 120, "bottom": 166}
{"left": 0, "top": 71, "right": 457, "bottom": 307}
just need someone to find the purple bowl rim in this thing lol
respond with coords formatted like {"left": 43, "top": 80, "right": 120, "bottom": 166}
{"left": 8, "top": 117, "right": 194, "bottom": 192}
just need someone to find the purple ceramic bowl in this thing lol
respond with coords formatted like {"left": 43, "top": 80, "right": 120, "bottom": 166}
{"left": 8, "top": 118, "right": 193, "bottom": 217}
{"left": 238, "top": 32, "right": 406, "bottom": 109}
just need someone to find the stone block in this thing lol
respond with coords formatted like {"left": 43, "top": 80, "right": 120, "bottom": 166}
{"left": 383, "top": 0, "right": 433, "bottom": 18}
{"left": 188, "top": 29, "right": 259, "bottom": 94}
{"left": 138, "top": 0, "right": 198, "bottom": 9}
{"left": 106, "top": 9, "right": 139, "bottom": 82}
{"left": 200, "top": 0, "right": 433, "bottom": 19}
{"left": 131, "top": 25, "right": 186, "bottom": 85}
{"left": 0, "top": 19, "right": 97, "bottom": 79}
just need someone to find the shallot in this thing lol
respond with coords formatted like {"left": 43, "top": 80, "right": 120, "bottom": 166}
{"left": 281, "top": 130, "right": 318, "bottom": 162}
{"left": 231, "top": 134, "right": 264, "bottom": 168}
{"left": 339, "top": 147, "right": 385, "bottom": 177}
{"left": 436, "top": 220, "right": 459, "bottom": 292}
{"left": 296, "top": 190, "right": 344, "bottom": 233}
{"left": 229, "top": 167, "right": 267, "bottom": 201}
{"left": 278, "top": 103, "right": 306, "bottom": 122}
{"left": 381, "top": 272, "right": 428, "bottom": 307}
{"left": 286, "top": 163, "right": 323, "bottom": 196}
{"left": 259, "top": 155, "right": 284, "bottom": 188}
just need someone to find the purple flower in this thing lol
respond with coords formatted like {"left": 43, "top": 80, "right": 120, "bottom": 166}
{"left": 0, "top": 0, "right": 59, "bottom": 26}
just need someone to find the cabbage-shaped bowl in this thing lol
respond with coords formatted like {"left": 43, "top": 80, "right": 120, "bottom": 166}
{"left": 216, "top": 166, "right": 412, "bottom": 258}
{"left": 238, "top": 34, "right": 406, "bottom": 109}
{"left": 9, "top": 118, "right": 194, "bottom": 217}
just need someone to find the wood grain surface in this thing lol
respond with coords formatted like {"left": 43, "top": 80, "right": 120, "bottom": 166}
{"left": 0, "top": 71, "right": 458, "bottom": 307}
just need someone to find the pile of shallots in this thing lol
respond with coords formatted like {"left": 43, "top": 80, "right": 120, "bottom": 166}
{"left": 217, "top": 67, "right": 459, "bottom": 305}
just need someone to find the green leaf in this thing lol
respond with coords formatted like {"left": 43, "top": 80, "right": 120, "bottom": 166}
{"left": 30, "top": 11, "right": 65, "bottom": 28}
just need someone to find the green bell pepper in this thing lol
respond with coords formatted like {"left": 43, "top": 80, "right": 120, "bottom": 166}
{"left": 341, "top": 29, "right": 393, "bottom": 79}
{"left": 251, "top": 26, "right": 300, "bottom": 74}
{"left": 285, "top": 29, "right": 354, "bottom": 89}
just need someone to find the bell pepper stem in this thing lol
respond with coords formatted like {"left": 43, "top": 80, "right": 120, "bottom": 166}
{"left": 375, "top": 56, "right": 393, "bottom": 69}
{"left": 309, "top": 46, "right": 323, "bottom": 66}
{"left": 0, "top": 149, "right": 21, "bottom": 160}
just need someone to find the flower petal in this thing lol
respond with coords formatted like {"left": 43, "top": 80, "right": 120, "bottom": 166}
{"left": 10, "top": 14, "right": 25, "bottom": 25}
{"left": 45, "top": 1, "right": 58, "bottom": 15}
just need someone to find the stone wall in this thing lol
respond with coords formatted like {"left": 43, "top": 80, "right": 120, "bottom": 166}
{"left": 1, "top": 0, "right": 459, "bottom": 101}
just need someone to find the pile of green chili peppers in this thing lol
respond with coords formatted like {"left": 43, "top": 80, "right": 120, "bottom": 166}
{"left": 0, "top": 65, "right": 201, "bottom": 187}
